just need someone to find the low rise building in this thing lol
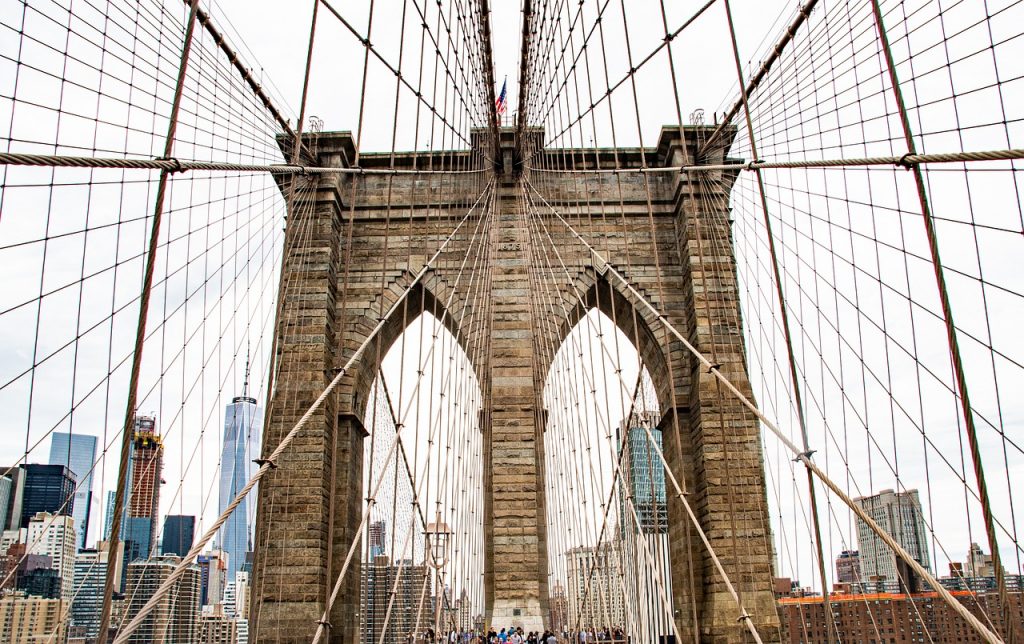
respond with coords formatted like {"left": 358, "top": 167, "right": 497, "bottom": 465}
{"left": 778, "top": 590, "right": 1023, "bottom": 643}
{"left": 0, "top": 593, "right": 66, "bottom": 643}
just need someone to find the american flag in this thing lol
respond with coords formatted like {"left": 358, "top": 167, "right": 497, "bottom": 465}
{"left": 495, "top": 79, "right": 507, "bottom": 117}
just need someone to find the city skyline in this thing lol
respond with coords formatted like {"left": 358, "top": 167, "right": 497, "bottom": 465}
{"left": 13, "top": 406, "right": 1014, "bottom": 595}
{"left": 10, "top": 413, "right": 1005, "bottom": 599}
{"left": 0, "top": 0, "right": 1021, "bottom": 640}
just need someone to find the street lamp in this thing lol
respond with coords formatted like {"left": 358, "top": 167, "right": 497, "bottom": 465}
{"left": 425, "top": 515, "right": 453, "bottom": 642}
{"left": 424, "top": 516, "right": 452, "bottom": 570}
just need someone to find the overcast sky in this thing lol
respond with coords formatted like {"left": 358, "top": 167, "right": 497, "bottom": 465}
{"left": 1, "top": 0, "right": 1022, "bottom": 616}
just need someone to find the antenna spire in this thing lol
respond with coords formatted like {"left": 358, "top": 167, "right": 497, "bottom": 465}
{"left": 243, "top": 342, "right": 251, "bottom": 398}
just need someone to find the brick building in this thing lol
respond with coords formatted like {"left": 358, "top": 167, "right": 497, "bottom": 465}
{"left": 835, "top": 550, "right": 861, "bottom": 584}
{"left": 778, "top": 591, "right": 1024, "bottom": 642}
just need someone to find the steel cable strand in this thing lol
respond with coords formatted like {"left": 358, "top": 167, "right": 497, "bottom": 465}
{"left": 226, "top": 0, "right": 322, "bottom": 616}
{"left": 251, "top": 173, "right": 491, "bottom": 634}
{"left": 869, "top": 1, "right": 1018, "bottom": 638}
{"left": 698, "top": 0, "right": 821, "bottom": 157}
{"left": 521, "top": 181, "right": 764, "bottom": 641}
{"left": 519, "top": 166, "right": 642, "bottom": 631}
{"left": 722, "top": 168, "right": 1024, "bottom": 500}
{"left": 316, "top": 0, "right": 474, "bottom": 149}
{"left": 523, "top": 0, "right": 718, "bottom": 159}
{"left": 538, "top": 29, "right": 661, "bottom": 636}
{"left": 718, "top": 168, "right": 1024, "bottom": 476}
{"left": 96, "top": 2, "right": 203, "bottom": 639}
{"left": 369, "top": 373, "right": 426, "bottom": 644}
{"left": 111, "top": 179, "right": 492, "bottom": 643}
{"left": 574, "top": 3, "right": 706, "bottom": 630}
{"left": 518, "top": 0, "right": 584, "bottom": 131}
{"left": 700, "top": 156, "right": 857, "bottom": 642}
{"left": 622, "top": 0, "right": 766, "bottom": 629}
{"left": 313, "top": 178, "right": 495, "bottom": 641}
{"left": 357, "top": 185, "right": 495, "bottom": 642}
{"left": 355, "top": 0, "right": 411, "bottom": 627}
{"left": 720, "top": 0, "right": 836, "bottom": 637}
{"left": 250, "top": 171, "right": 322, "bottom": 634}
{"left": 708, "top": 167, "right": 1024, "bottom": 584}
{"left": 536, "top": 70, "right": 643, "bottom": 641}
{"left": 544, "top": 169, "right": 1015, "bottom": 638}
{"left": 0, "top": 188, "right": 284, "bottom": 561}
{"left": 524, "top": 191, "right": 681, "bottom": 642}
{"left": 524, "top": 177, "right": 1008, "bottom": 644}
{"left": 717, "top": 142, "right": 1024, "bottom": 628}
{"left": 523, "top": 185, "right": 634, "bottom": 637}
{"left": 548, "top": 2, "right": 708, "bottom": 626}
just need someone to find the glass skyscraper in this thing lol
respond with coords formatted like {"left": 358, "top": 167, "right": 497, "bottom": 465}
{"left": 103, "top": 490, "right": 116, "bottom": 541}
{"left": 218, "top": 395, "right": 262, "bottom": 581}
{"left": 0, "top": 466, "right": 26, "bottom": 530}
{"left": 161, "top": 514, "right": 196, "bottom": 556}
{"left": 49, "top": 432, "right": 98, "bottom": 549}
{"left": 615, "top": 411, "right": 673, "bottom": 644}
{"left": 615, "top": 412, "right": 668, "bottom": 532}
{"left": 69, "top": 542, "right": 122, "bottom": 641}
{"left": 20, "top": 464, "right": 76, "bottom": 529}
{"left": 0, "top": 474, "right": 12, "bottom": 531}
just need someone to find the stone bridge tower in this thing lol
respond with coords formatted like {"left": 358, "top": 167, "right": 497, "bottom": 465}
{"left": 250, "top": 126, "right": 781, "bottom": 643}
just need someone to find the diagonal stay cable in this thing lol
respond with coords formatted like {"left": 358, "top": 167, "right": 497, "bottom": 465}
{"left": 521, "top": 178, "right": 764, "bottom": 641}
{"left": 522, "top": 177, "right": 1006, "bottom": 644}
{"left": 312, "top": 180, "right": 495, "bottom": 644}
{"left": 111, "top": 178, "right": 493, "bottom": 644}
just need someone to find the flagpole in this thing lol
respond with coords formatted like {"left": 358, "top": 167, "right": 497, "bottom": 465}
{"left": 496, "top": 76, "right": 509, "bottom": 126}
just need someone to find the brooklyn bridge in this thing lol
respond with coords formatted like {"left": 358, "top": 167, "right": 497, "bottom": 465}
{"left": 0, "top": 0, "right": 1022, "bottom": 642}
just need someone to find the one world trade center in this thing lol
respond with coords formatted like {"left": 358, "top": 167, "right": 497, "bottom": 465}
{"left": 219, "top": 387, "right": 263, "bottom": 581}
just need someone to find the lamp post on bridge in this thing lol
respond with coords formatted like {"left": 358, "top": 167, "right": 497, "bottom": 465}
{"left": 426, "top": 515, "right": 452, "bottom": 642}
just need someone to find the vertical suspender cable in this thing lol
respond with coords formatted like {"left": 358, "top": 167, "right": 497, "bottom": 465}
{"left": 868, "top": 2, "right": 1018, "bottom": 641}
{"left": 721, "top": 2, "right": 838, "bottom": 641}
{"left": 525, "top": 179, "right": 1005, "bottom": 644}
{"left": 95, "top": 2, "right": 202, "bottom": 643}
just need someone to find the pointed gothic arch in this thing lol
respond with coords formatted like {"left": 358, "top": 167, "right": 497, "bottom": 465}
{"left": 344, "top": 271, "right": 485, "bottom": 423}
{"left": 542, "top": 269, "right": 682, "bottom": 417}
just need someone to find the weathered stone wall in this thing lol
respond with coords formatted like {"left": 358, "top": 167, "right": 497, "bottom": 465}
{"left": 251, "top": 127, "right": 780, "bottom": 643}
{"left": 523, "top": 127, "right": 779, "bottom": 642}
{"left": 486, "top": 170, "right": 548, "bottom": 630}
{"left": 251, "top": 135, "right": 492, "bottom": 644}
